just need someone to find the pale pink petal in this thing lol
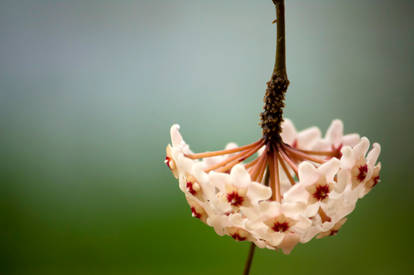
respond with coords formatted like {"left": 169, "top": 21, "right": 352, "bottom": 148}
{"left": 301, "top": 225, "right": 322, "bottom": 243}
{"left": 297, "top": 127, "right": 322, "bottom": 149}
{"left": 312, "top": 139, "right": 331, "bottom": 151}
{"left": 247, "top": 182, "right": 272, "bottom": 202}
{"left": 267, "top": 232, "right": 285, "bottom": 246}
{"left": 340, "top": 146, "right": 354, "bottom": 169}
{"left": 342, "top": 133, "right": 360, "bottom": 147}
{"left": 282, "top": 202, "right": 307, "bottom": 218}
{"left": 170, "top": 124, "right": 184, "bottom": 147}
{"left": 209, "top": 171, "right": 230, "bottom": 192}
{"left": 281, "top": 119, "right": 297, "bottom": 145}
{"left": 353, "top": 137, "right": 370, "bottom": 159}
{"left": 292, "top": 217, "right": 312, "bottom": 234}
{"left": 326, "top": 119, "right": 343, "bottom": 146}
{"left": 367, "top": 143, "right": 381, "bottom": 166}
{"left": 280, "top": 233, "right": 300, "bottom": 254}
{"left": 230, "top": 164, "right": 251, "bottom": 187}
{"left": 207, "top": 215, "right": 226, "bottom": 236}
{"left": 176, "top": 154, "right": 194, "bottom": 173}
{"left": 298, "top": 161, "right": 319, "bottom": 184}
{"left": 253, "top": 239, "right": 267, "bottom": 249}
{"left": 318, "top": 158, "right": 340, "bottom": 182}
{"left": 228, "top": 213, "right": 245, "bottom": 225}
{"left": 283, "top": 183, "right": 309, "bottom": 204}
{"left": 225, "top": 142, "right": 238, "bottom": 150}
{"left": 335, "top": 169, "right": 350, "bottom": 193}
{"left": 304, "top": 203, "right": 319, "bottom": 217}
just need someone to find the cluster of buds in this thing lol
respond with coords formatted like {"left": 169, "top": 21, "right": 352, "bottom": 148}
{"left": 165, "top": 119, "right": 381, "bottom": 254}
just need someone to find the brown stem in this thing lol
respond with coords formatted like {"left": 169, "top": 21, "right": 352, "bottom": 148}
{"left": 273, "top": 148, "right": 282, "bottom": 202}
{"left": 272, "top": 0, "right": 287, "bottom": 78}
{"left": 284, "top": 146, "right": 325, "bottom": 164}
{"left": 245, "top": 157, "right": 260, "bottom": 169}
{"left": 249, "top": 148, "right": 267, "bottom": 181}
{"left": 260, "top": 0, "right": 289, "bottom": 144}
{"left": 256, "top": 154, "right": 268, "bottom": 184}
{"left": 268, "top": 151, "right": 276, "bottom": 200}
{"left": 278, "top": 150, "right": 296, "bottom": 185}
{"left": 205, "top": 140, "right": 264, "bottom": 172}
{"left": 186, "top": 139, "right": 263, "bottom": 159}
{"left": 290, "top": 146, "right": 336, "bottom": 156}
{"left": 279, "top": 148, "right": 299, "bottom": 178}
{"left": 243, "top": 243, "right": 256, "bottom": 275}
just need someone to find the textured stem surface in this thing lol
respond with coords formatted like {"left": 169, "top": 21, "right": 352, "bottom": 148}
{"left": 260, "top": 0, "right": 289, "bottom": 144}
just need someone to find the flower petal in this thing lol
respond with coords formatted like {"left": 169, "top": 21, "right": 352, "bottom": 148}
{"left": 318, "top": 158, "right": 340, "bottom": 182}
{"left": 326, "top": 119, "right": 343, "bottom": 146}
{"left": 297, "top": 127, "right": 322, "bottom": 149}
{"left": 335, "top": 169, "right": 350, "bottom": 193}
{"left": 170, "top": 124, "right": 184, "bottom": 147}
{"left": 340, "top": 146, "right": 354, "bottom": 169}
{"left": 353, "top": 137, "right": 370, "bottom": 159}
{"left": 247, "top": 182, "right": 272, "bottom": 203}
{"left": 280, "top": 233, "right": 300, "bottom": 254}
{"left": 342, "top": 133, "right": 360, "bottom": 147}
{"left": 298, "top": 161, "right": 319, "bottom": 184}
{"left": 367, "top": 143, "right": 381, "bottom": 167}
{"left": 281, "top": 119, "right": 297, "bottom": 145}
{"left": 230, "top": 164, "right": 251, "bottom": 188}
{"left": 283, "top": 184, "right": 308, "bottom": 204}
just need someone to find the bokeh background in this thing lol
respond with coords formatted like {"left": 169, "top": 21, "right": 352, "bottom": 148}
{"left": 1, "top": 0, "right": 413, "bottom": 274}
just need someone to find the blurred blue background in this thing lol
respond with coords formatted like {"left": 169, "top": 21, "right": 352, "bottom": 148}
{"left": 1, "top": 0, "right": 413, "bottom": 274}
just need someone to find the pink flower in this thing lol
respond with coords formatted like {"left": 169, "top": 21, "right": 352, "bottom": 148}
{"left": 165, "top": 119, "right": 381, "bottom": 254}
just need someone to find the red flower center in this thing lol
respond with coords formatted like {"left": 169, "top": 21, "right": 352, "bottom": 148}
{"left": 313, "top": 185, "right": 330, "bottom": 201}
{"left": 272, "top": 222, "right": 289, "bottom": 232}
{"left": 227, "top": 191, "right": 244, "bottom": 207}
{"left": 191, "top": 207, "right": 201, "bottom": 219}
{"left": 186, "top": 182, "right": 197, "bottom": 195}
{"left": 231, "top": 233, "right": 247, "bottom": 241}
{"left": 165, "top": 156, "right": 172, "bottom": 169}
{"left": 329, "top": 229, "right": 339, "bottom": 236}
{"left": 331, "top": 144, "right": 343, "bottom": 159}
{"left": 357, "top": 164, "right": 368, "bottom": 182}
{"left": 373, "top": 175, "right": 380, "bottom": 187}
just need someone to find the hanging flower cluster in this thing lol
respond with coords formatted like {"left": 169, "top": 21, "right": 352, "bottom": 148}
{"left": 165, "top": 119, "right": 381, "bottom": 254}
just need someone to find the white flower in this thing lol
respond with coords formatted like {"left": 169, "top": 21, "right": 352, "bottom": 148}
{"left": 243, "top": 200, "right": 311, "bottom": 251}
{"left": 165, "top": 119, "right": 382, "bottom": 254}
{"left": 312, "top": 120, "right": 360, "bottom": 152}
{"left": 209, "top": 164, "right": 272, "bottom": 212}
{"left": 339, "top": 137, "right": 381, "bottom": 197}
{"left": 281, "top": 119, "right": 321, "bottom": 150}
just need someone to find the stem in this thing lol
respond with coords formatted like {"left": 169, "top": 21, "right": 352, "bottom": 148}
{"left": 243, "top": 163, "right": 270, "bottom": 275}
{"left": 273, "top": 0, "right": 287, "bottom": 78}
{"left": 243, "top": 240, "right": 256, "bottom": 275}
{"left": 263, "top": 164, "right": 271, "bottom": 186}
{"left": 260, "top": 0, "right": 289, "bottom": 144}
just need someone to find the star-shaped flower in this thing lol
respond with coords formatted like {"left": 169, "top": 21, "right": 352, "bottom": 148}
{"left": 165, "top": 119, "right": 382, "bottom": 254}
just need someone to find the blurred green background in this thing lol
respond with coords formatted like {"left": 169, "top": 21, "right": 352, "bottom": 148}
{"left": 1, "top": 0, "right": 413, "bottom": 274}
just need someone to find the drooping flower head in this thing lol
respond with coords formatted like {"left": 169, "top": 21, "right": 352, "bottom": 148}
{"left": 165, "top": 120, "right": 381, "bottom": 254}
{"left": 163, "top": 0, "right": 382, "bottom": 261}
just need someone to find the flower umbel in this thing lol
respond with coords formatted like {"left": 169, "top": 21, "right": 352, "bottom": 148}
{"left": 163, "top": 1, "right": 382, "bottom": 273}
{"left": 165, "top": 120, "right": 381, "bottom": 254}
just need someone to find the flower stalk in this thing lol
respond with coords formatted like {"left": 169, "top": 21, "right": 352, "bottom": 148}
{"left": 243, "top": 243, "right": 256, "bottom": 275}
{"left": 260, "top": 0, "right": 289, "bottom": 145}
{"left": 164, "top": 0, "right": 382, "bottom": 272}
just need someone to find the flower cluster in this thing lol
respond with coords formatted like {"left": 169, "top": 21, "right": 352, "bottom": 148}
{"left": 165, "top": 119, "right": 381, "bottom": 254}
